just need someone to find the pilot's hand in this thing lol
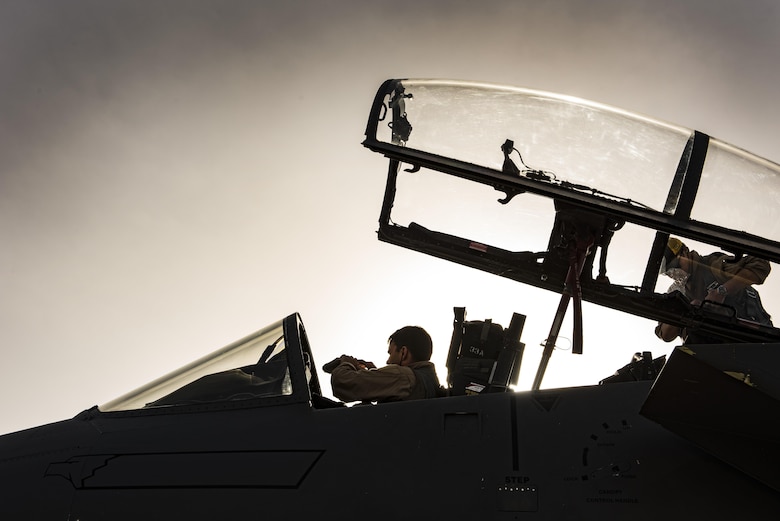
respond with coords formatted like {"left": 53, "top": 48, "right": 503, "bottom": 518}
{"left": 705, "top": 287, "right": 726, "bottom": 304}
{"left": 340, "top": 356, "right": 375, "bottom": 370}
{"left": 359, "top": 359, "right": 377, "bottom": 369}
{"left": 655, "top": 322, "right": 681, "bottom": 342}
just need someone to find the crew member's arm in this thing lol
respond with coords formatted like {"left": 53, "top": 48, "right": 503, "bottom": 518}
{"left": 707, "top": 256, "right": 771, "bottom": 303}
{"left": 330, "top": 360, "right": 414, "bottom": 403}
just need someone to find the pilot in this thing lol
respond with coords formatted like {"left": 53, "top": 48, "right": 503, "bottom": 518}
{"left": 327, "top": 326, "right": 444, "bottom": 403}
{"left": 655, "top": 237, "right": 772, "bottom": 343}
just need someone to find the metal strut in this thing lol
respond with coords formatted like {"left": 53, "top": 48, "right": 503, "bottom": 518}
{"left": 531, "top": 235, "right": 593, "bottom": 391}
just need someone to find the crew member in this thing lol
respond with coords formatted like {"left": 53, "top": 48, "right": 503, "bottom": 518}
{"left": 328, "top": 326, "right": 444, "bottom": 402}
{"left": 656, "top": 237, "right": 772, "bottom": 343}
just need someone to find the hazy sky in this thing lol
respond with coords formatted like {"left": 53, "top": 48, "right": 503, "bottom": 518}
{"left": 2, "top": 0, "right": 779, "bottom": 434}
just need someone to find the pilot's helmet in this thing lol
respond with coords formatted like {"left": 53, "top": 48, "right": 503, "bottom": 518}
{"left": 660, "top": 237, "right": 687, "bottom": 274}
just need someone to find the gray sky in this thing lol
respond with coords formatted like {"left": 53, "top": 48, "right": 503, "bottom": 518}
{"left": 2, "top": 0, "right": 779, "bottom": 434}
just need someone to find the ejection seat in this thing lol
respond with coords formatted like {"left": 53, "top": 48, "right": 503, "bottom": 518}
{"left": 446, "top": 307, "right": 526, "bottom": 396}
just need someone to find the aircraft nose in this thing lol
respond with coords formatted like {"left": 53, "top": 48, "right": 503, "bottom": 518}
{"left": 0, "top": 416, "right": 98, "bottom": 517}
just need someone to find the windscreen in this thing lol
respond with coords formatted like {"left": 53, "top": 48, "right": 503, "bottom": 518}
{"left": 100, "top": 320, "right": 291, "bottom": 412}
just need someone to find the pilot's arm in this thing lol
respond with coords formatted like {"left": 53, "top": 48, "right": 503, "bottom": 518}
{"left": 706, "top": 255, "right": 772, "bottom": 304}
{"left": 330, "top": 359, "right": 415, "bottom": 403}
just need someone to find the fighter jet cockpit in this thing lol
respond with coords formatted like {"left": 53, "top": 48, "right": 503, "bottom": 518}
{"left": 98, "top": 79, "right": 780, "bottom": 414}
